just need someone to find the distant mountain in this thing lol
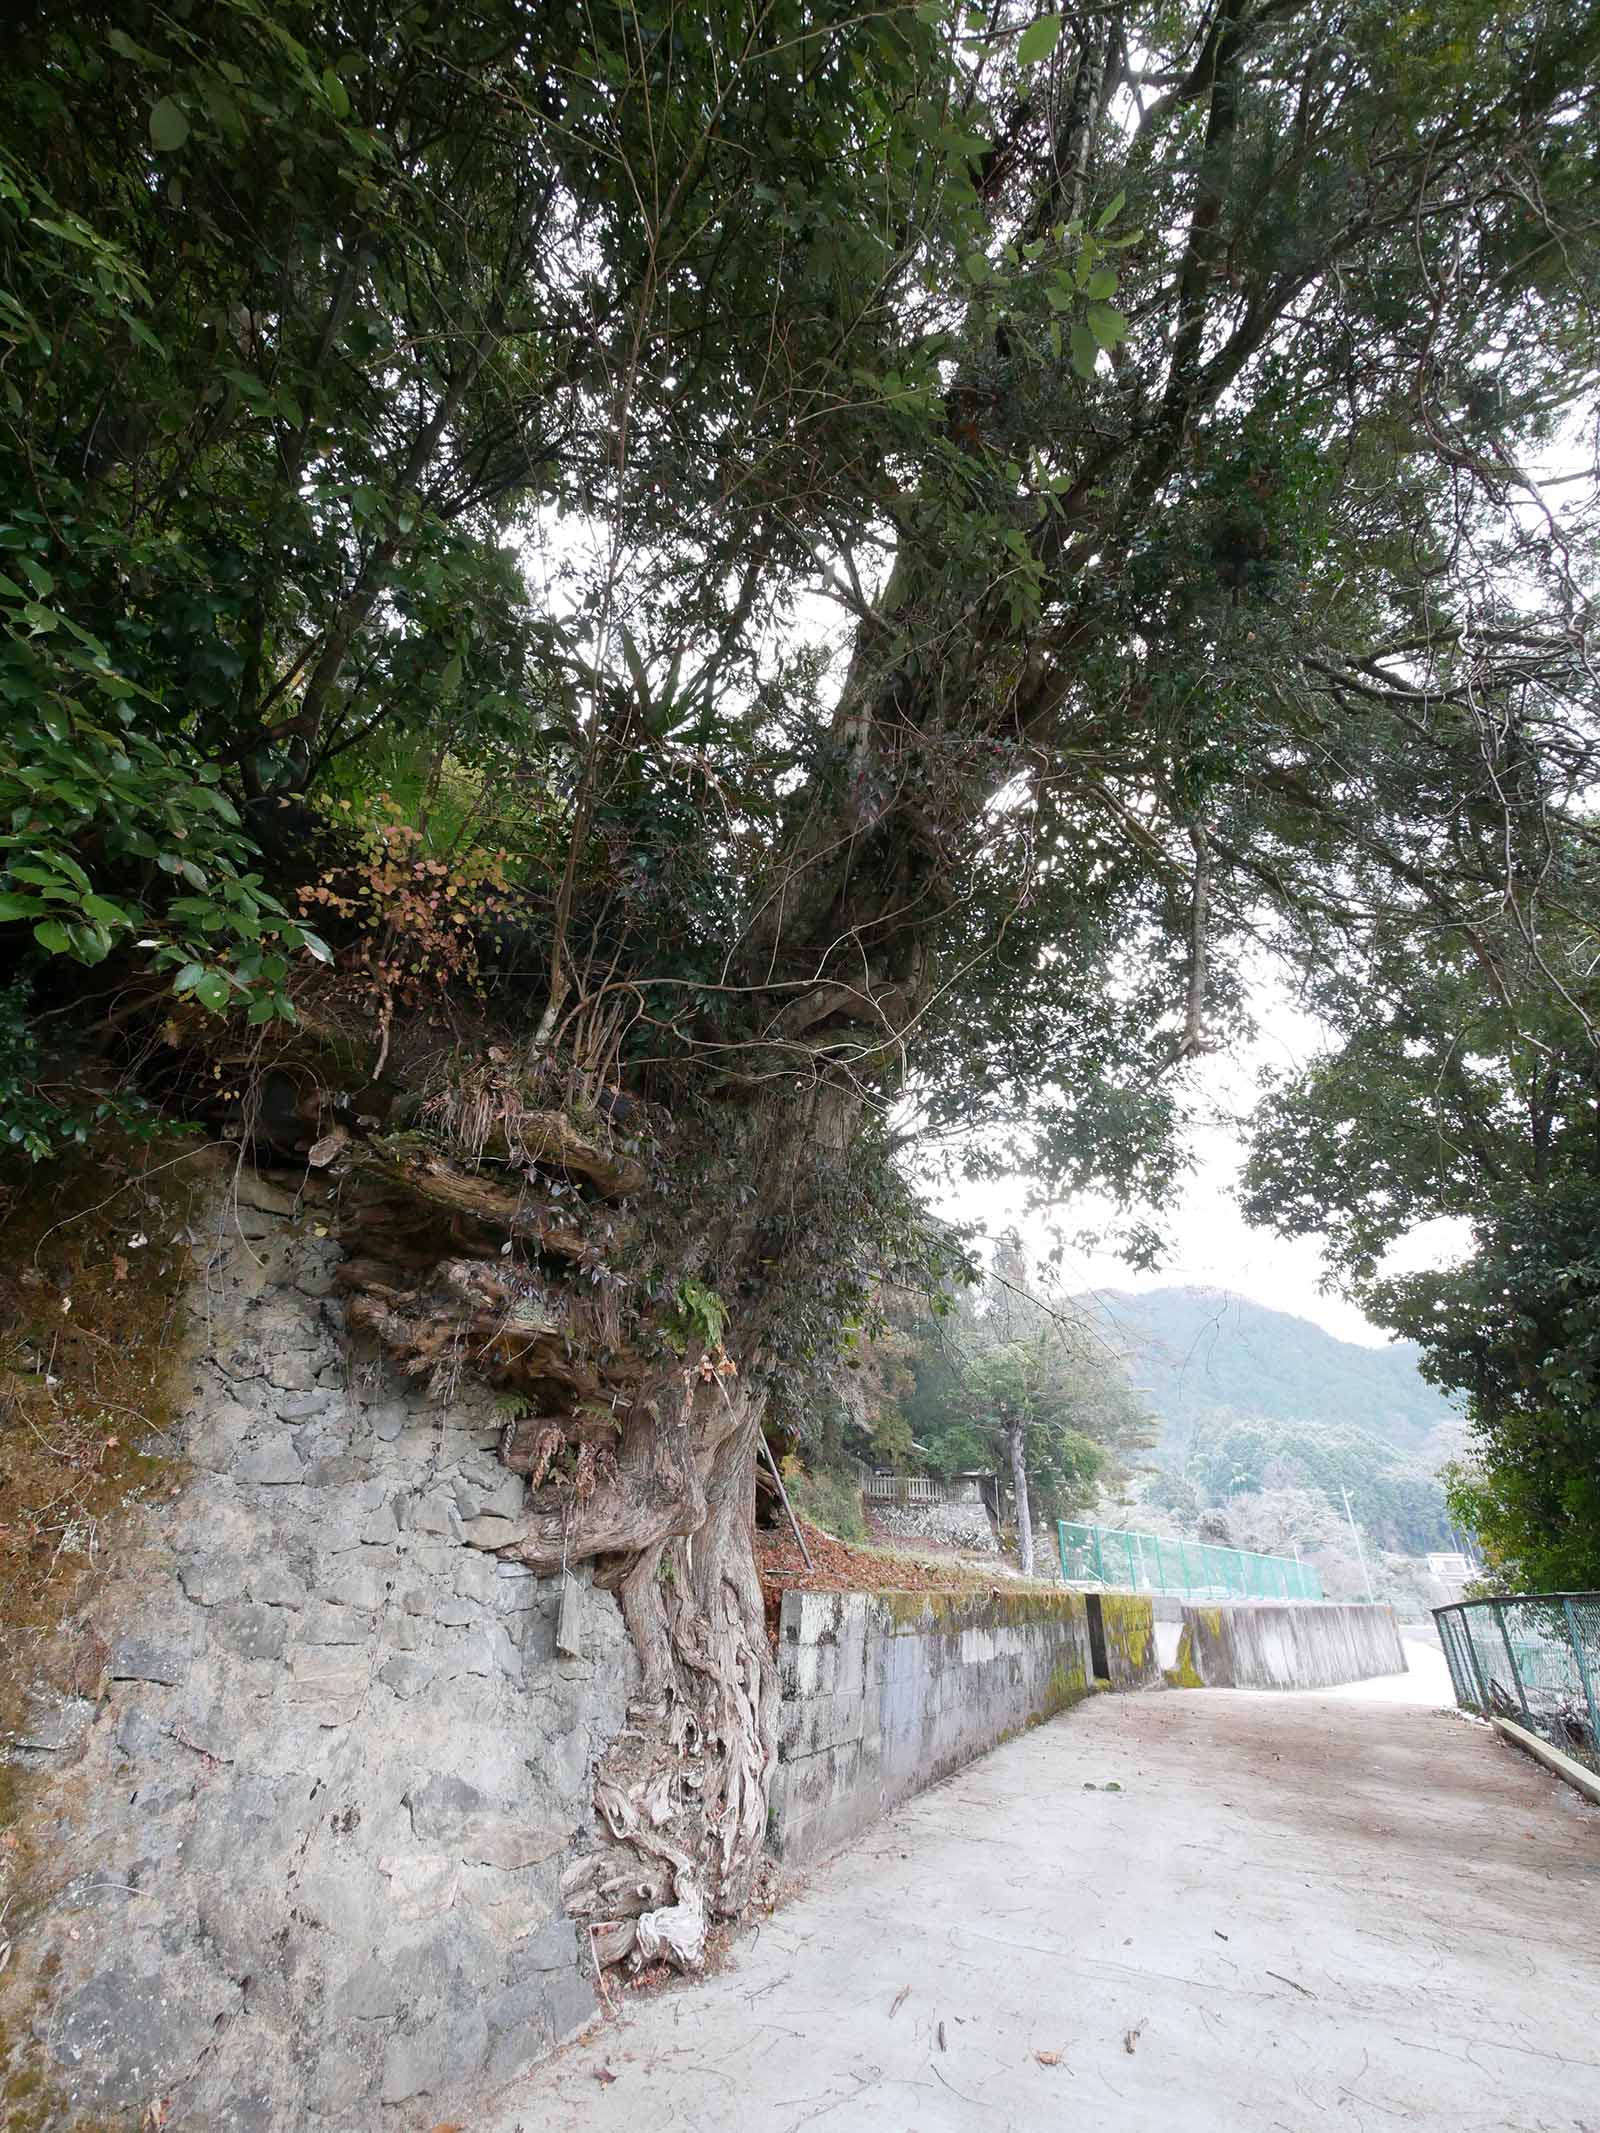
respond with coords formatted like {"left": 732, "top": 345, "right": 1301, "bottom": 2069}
{"left": 1076, "top": 1285, "right": 1460, "bottom": 1460}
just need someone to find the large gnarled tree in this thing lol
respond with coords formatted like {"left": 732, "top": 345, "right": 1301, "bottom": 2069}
{"left": 4, "top": 0, "right": 1598, "bottom": 1967}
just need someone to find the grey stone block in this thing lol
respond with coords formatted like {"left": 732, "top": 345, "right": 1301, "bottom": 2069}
{"left": 487, "top": 1623, "right": 524, "bottom": 1681}
{"left": 403, "top": 1490, "right": 461, "bottom": 1537}
{"left": 458, "top": 1513, "right": 519, "bottom": 1550}
{"left": 338, "top": 1955, "right": 407, "bottom": 2022}
{"left": 167, "top": 1699, "right": 240, "bottom": 1762}
{"left": 51, "top": 1967, "right": 240, "bottom": 2106}
{"left": 300, "top": 1602, "right": 373, "bottom": 1646}
{"left": 210, "top": 1601, "right": 289, "bottom": 1663}
{"left": 276, "top": 1391, "right": 330, "bottom": 1421}
{"left": 288, "top": 1649, "right": 367, "bottom": 1696}
{"left": 492, "top": 1566, "right": 547, "bottom": 1613}
{"left": 251, "top": 1562, "right": 307, "bottom": 1610}
{"left": 307, "top": 1454, "right": 370, "bottom": 1486}
{"left": 359, "top": 1499, "right": 399, "bottom": 1544}
{"left": 305, "top": 2041, "right": 371, "bottom": 2115}
{"left": 237, "top": 1441, "right": 305, "bottom": 1486}
{"left": 452, "top": 1469, "right": 526, "bottom": 1522}
{"left": 406, "top": 1771, "right": 486, "bottom": 1845}
{"left": 114, "top": 1701, "right": 166, "bottom": 1758}
{"left": 483, "top": 1976, "right": 558, "bottom": 2085}
{"left": 319, "top": 1556, "right": 387, "bottom": 1611}
{"left": 109, "top": 1638, "right": 188, "bottom": 1686}
{"left": 453, "top": 1551, "right": 502, "bottom": 1604}
{"left": 379, "top": 2006, "right": 488, "bottom": 2105}
{"left": 377, "top": 1655, "right": 436, "bottom": 1700}
{"left": 12, "top": 1692, "right": 95, "bottom": 1756}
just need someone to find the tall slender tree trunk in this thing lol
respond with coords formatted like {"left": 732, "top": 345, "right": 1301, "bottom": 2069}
{"left": 1007, "top": 1418, "right": 1035, "bottom": 1578}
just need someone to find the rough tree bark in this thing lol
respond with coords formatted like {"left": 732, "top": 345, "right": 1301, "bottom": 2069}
{"left": 1006, "top": 1419, "right": 1036, "bottom": 1579}
{"left": 289, "top": 1047, "right": 851, "bottom": 1981}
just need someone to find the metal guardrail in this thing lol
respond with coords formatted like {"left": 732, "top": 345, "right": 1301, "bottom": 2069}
{"left": 1057, "top": 1520, "right": 1323, "bottom": 1601}
{"left": 1435, "top": 1593, "right": 1600, "bottom": 1774}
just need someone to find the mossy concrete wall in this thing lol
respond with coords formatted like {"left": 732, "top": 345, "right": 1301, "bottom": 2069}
{"left": 1090, "top": 1591, "right": 1163, "bottom": 1689}
{"left": 769, "top": 1588, "right": 1094, "bottom": 1865}
{"left": 1174, "top": 1601, "right": 1405, "bottom": 1690}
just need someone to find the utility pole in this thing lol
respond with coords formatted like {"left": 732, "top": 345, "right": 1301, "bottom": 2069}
{"left": 1341, "top": 1485, "right": 1375, "bottom": 1603}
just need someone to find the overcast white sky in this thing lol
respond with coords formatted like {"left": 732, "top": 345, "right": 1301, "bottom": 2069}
{"left": 937, "top": 984, "right": 1470, "bottom": 1348}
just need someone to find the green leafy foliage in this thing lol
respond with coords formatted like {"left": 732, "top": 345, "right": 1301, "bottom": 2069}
{"left": 1244, "top": 855, "right": 1600, "bottom": 1588}
{"left": 861, "top": 1240, "right": 1157, "bottom": 1523}
{"left": 1, "top": 693, "right": 327, "bottom": 1012}
{"left": 1016, "top": 15, "right": 1063, "bottom": 65}
{"left": 669, "top": 1278, "right": 730, "bottom": 1355}
{"left": 1, "top": 0, "right": 1598, "bottom": 1619}
{"left": 1147, "top": 1414, "right": 1454, "bottom": 1555}
{"left": 0, "top": 976, "right": 167, "bottom": 1159}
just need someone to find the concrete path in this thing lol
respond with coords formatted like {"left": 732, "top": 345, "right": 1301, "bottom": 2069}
{"left": 486, "top": 1672, "right": 1600, "bottom": 2133}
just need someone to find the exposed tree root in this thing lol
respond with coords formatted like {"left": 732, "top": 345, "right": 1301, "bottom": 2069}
{"left": 297, "top": 1068, "right": 779, "bottom": 1978}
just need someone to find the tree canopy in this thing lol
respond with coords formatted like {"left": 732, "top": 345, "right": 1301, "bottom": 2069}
{"left": 1244, "top": 845, "right": 1600, "bottom": 1589}
{"left": 4, "top": 0, "right": 1600, "bottom": 1963}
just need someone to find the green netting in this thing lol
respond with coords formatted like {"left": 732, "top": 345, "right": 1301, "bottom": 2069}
{"left": 1056, "top": 1521, "right": 1322, "bottom": 1601}
{"left": 1434, "top": 1595, "right": 1600, "bottom": 1775}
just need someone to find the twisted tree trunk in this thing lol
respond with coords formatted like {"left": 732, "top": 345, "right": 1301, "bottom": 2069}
{"left": 292, "top": 1052, "right": 858, "bottom": 1980}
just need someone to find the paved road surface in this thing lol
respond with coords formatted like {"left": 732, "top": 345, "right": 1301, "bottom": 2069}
{"left": 486, "top": 1652, "right": 1600, "bottom": 2133}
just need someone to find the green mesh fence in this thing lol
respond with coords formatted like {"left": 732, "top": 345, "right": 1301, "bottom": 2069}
{"left": 1056, "top": 1520, "right": 1322, "bottom": 1601}
{"left": 1435, "top": 1594, "right": 1600, "bottom": 1775}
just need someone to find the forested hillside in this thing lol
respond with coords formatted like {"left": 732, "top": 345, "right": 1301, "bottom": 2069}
{"left": 1083, "top": 1287, "right": 1459, "bottom": 1457}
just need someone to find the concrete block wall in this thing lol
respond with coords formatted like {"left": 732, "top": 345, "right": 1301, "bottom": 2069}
{"left": 769, "top": 1588, "right": 1097, "bottom": 1865}
{"left": 1173, "top": 1600, "right": 1406, "bottom": 1689}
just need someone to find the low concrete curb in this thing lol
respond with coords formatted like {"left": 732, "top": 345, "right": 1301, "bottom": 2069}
{"left": 1492, "top": 1715, "right": 1600, "bottom": 1808}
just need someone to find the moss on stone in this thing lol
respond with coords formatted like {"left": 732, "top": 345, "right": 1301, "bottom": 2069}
{"left": 1043, "top": 1657, "right": 1089, "bottom": 1713}
{"left": 1099, "top": 1593, "right": 1153, "bottom": 1676}
{"left": 0, "top": 1136, "right": 213, "bottom": 2132}
{"left": 1163, "top": 1623, "right": 1206, "bottom": 1690}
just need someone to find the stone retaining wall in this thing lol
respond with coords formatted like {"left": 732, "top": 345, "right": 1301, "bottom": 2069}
{"left": 867, "top": 1497, "right": 999, "bottom": 1553}
{"left": 768, "top": 1588, "right": 1098, "bottom": 1865}
{"left": 1, "top": 1166, "right": 633, "bottom": 2131}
